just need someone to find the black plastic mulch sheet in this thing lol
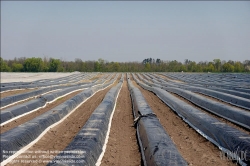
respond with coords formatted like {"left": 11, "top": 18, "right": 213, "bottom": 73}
{"left": 128, "top": 74, "right": 187, "bottom": 166}
{"left": 0, "top": 77, "right": 117, "bottom": 163}
{"left": 136, "top": 78, "right": 250, "bottom": 165}
{"left": 48, "top": 76, "right": 123, "bottom": 166}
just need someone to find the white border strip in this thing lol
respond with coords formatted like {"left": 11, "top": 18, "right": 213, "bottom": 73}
{"left": 1, "top": 81, "right": 115, "bottom": 166}
{"left": 96, "top": 81, "right": 123, "bottom": 166}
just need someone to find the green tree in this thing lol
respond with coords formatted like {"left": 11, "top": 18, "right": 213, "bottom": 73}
{"left": 207, "top": 63, "right": 215, "bottom": 72}
{"left": 234, "top": 62, "right": 244, "bottom": 72}
{"left": 113, "top": 62, "right": 120, "bottom": 72}
{"left": 213, "top": 59, "right": 221, "bottom": 72}
{"left": 42, "top": 56, "right": 50, "bottom": 72}
{"left": 179, "top": 65, "right": 187, "bottom": 72}
{"left": 94, "top": 61, "right": 100, "bottom": 72}
{"left": 49, "top": 58, "right": 62, "bottom": 72}
{"left": 23, "top": 57, "right": 44, "bottom": 72}
{"left": 167, "top": 60, "right": 181, "bottom": 72}
{"left": 222, "top": 63, "right": 234, "bottom": 72}
{"left": 187, "top": 61, "right": 197, "bottom": 72}
{"left": 1, "top": 57, "right": 249, "bottom": 73}
{"left": 144, "top": 63, "right": 151, "bottom": 72}
{"left": 196, "top": 64, "right": 203, "bottom": 72}
{"left": 84, "top": 61, "right": 95, "bottom": 72}
{"left": 98, "top": 58, "right": 105, "bottom": 72}
{"left": 0, "top": 57, "right": 11, "bottom": 72}
{"left": 74, "top": 58, "right": 83, "bottom": 71}
{"left": 12, "top": 63, "right": 23, "bottom": 72}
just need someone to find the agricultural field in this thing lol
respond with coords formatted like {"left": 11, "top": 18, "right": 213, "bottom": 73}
{"left": 0, "top": 72, "right": 250, "bottom": 166}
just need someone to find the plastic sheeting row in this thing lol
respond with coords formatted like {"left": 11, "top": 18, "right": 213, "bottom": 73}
{"left": 151, "top": 74, "right": 250, "bottom": 100}
{"left": 0, "top": 74, "right": 114, "bottom": 125}
{"left": 128, "top": 74, "right": 187, "bottom": 166}
{"left": 140, "top": 74, "right": 250, "bottom": 129}
{"left": 0, "top": 72, "right": 82, "bottom": 87}
{"left": 162, "top": 73, "right": 250, "bottom": 89}
{"left": 0, "top": 73, "right": 84, "bottom": 92}
{"left": 47, "top": 75, "right": 124, "bottom": 166}
{"left": 133, "top": 75, "right": 250, "bottom": 165}
{"left": 0, "top": 73, "right": 94, "bottom": 92}
{"left": 0, "top": 75, "right": 118, "bottom": 163}
{"left": 0, "top": 73, "right": 104, "bottom": 108}
{"left": 1, "top": 86, "right": 84, "bottom": 124}
{"left": 161, "top": 86, "right": 250, "bottom": 129}
{"left": 140, "top": 74, "right": 250, "bottom": 110}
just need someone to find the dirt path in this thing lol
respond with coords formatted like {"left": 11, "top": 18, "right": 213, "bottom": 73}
{"left": 0, "top": 89, "right": 38, "bottom": 99}
{"left": 1, "top": 90, "right": 83, "bottom": 134}
{"left": 101, "top": 76, "right": 141, "bottom": 166}
{"left": 131, "top": 76, "right": 235, "bottom": 166}
{"left": 7, "top": 80, "right": 118, "bottom": 166}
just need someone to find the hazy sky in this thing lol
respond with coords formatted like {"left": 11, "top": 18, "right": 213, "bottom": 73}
{"left": 1, "top": 1, "right": 250, "bottom": 63}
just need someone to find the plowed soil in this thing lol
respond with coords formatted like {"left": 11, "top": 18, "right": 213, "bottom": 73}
{"left": 101, "top": 76, "right": 141, "bottom": 166}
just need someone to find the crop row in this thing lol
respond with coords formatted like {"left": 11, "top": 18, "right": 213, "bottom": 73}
{"left": 1, "top": 72, "right": 249, "bottom": 166}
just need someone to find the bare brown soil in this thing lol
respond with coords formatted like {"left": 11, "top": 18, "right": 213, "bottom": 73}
{"left": 101, "top": 76, "right": 141, "bottom": 166}
{"left": 7, "top": 79, "right": 118, "bottom": 166}
{"left": 1, "top": 90, "right": 83, "bottom": 134}
{"left": 131, "top": 76, "right": 235, "bottom": 166}
{"left": 170, "top": 92, "right": 250, "bottom": 135}
{"left": 0, "top": 89, "right": 38, "bottom": 99}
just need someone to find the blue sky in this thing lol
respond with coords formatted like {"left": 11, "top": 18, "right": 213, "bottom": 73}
{"left": 1, "top": 1, "right": 250, "bottom": 62}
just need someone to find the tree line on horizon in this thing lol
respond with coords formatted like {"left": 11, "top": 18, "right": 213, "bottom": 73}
{"left": 0, "top": 57, "right": 250, "bottom": 73}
